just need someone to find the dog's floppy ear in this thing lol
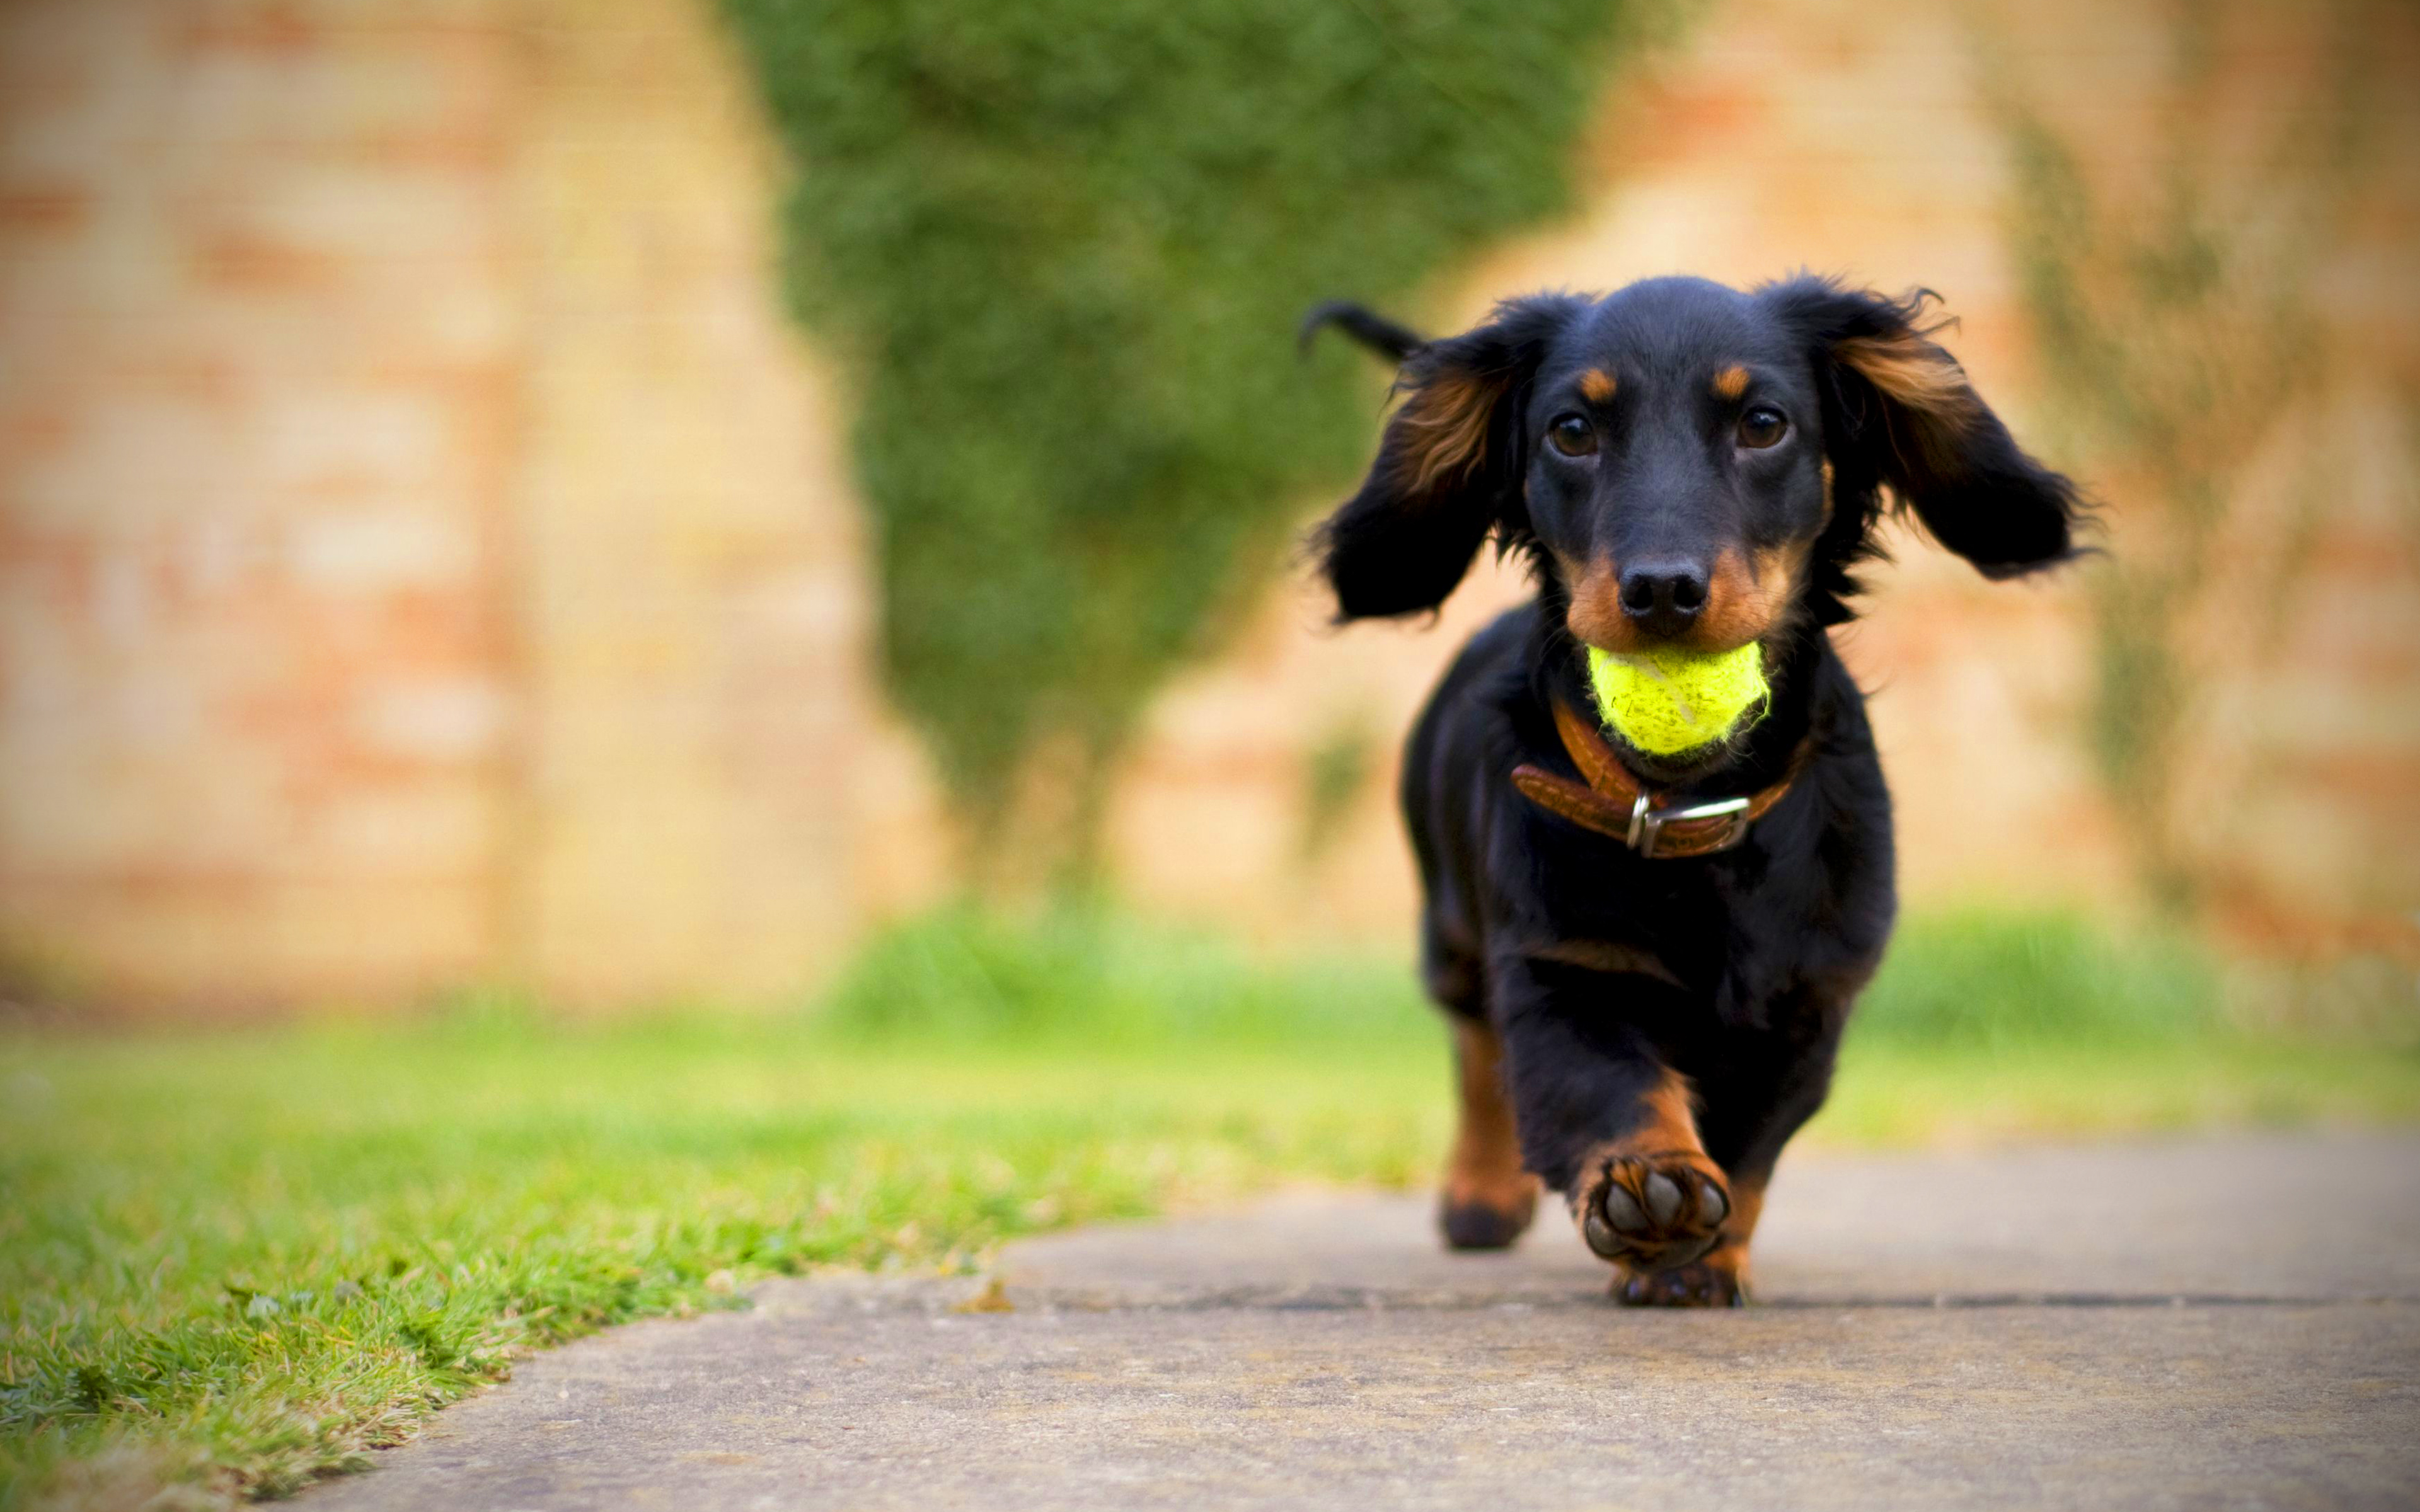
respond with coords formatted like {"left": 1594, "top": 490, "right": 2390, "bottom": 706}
{"left": 1764, "top": 277, "right": 2081, "bottom": 578}
{"left": 1315, "top": 294, "right": 1583, "bottom": 619}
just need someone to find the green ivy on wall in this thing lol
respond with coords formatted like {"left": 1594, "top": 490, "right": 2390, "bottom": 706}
{"left": 721, "top": 0, "right": 1670, "bottom": 881}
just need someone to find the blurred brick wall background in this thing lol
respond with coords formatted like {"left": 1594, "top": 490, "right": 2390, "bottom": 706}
{"left": 0, "top": 0, "right": 935, "bottom": 1008}
{"left": 3, "top": 0, "right": 2413, "bottom": 1010}
{"left": 1113, "top": 0, "right": 2420, "bottom": 959}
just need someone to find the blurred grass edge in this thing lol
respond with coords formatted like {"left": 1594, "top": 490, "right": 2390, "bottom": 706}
{"left": 3, "top": 904, "right": 2415, "bottom": 1509}
{"left": 816, "top": 896, "right": 2418, "bottom": 1056}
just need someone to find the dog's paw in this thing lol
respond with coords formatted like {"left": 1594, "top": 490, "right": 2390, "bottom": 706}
{"left": 1439, "top": 1186, "right": 1536, "bottom": 1251}
{"left": 1614, "top": 1255, "right": 1746, "bottom": 1308}
{"left": 1576, "top": 1151, "right": 1729, "bottom": 1272}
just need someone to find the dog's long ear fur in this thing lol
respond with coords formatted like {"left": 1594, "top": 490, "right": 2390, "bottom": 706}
{"left": 1315, "top": 294, "right": 1583, "bottom": 620}
{"left": 1763, "top": 276, "right": 2081, "bottom": 580}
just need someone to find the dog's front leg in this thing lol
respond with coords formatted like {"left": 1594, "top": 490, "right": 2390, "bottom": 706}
{"left": 1492, "top": 955, "right": 1749, "bottom": 1307}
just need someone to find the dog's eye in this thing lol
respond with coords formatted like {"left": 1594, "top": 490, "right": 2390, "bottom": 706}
{"left": 1547, "top": 414, "right": 1597, "bottom": 457}
{"left": 1737, "top": 406, "right": 1788, "bottom": 449}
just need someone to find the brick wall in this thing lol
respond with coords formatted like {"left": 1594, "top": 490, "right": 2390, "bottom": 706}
{"left": 499, "top": 0, "right": 933, "bottom": 1007}
{"left": 0, "top": 0, "right": 930, "bottom": 1009}
{"left": 1, "top": 0, "right": 2411, "bottom": 1011}
{"left": 0, "top": 0, "right": 524, "bottom": 1004}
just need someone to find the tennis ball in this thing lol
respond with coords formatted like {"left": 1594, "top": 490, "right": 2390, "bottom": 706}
{"left": 1586, "top": 642, "right": 1770, "bottom": 757}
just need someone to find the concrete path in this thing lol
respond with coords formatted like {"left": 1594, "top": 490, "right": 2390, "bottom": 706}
{"left": 306, "top": 1133, "right": 2420, "bottom": 1511}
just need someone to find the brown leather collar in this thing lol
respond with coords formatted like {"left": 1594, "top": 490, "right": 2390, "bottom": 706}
{"left": 1511, "top": 701, "right": 1804, "bottom": 859}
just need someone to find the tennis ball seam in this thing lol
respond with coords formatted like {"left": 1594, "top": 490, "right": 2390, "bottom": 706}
{"left": 1585, "top": 643, "right": 1771, "bottom": 757}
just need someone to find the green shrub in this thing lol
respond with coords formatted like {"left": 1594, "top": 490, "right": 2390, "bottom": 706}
{"left": 1852, "top": 908, "right": 2220, "bottom": 1050}
{"left": 719, "top": 0, "right": 1680, "bottom": 874}
{"left": 823, "top": 903, "right": 2232, "bottom": 1055}
{"left": 815, "top": 901, "right": 1422, "bottom": 1046}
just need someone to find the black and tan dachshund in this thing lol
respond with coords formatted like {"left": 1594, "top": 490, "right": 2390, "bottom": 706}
{"left": 1303, "top": 275, "right": 2081, "bottom": 1305}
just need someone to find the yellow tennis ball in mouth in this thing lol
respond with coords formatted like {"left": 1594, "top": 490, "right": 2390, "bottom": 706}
{"left": 1586, "top": 642, "right": 1772, "bottom": 757}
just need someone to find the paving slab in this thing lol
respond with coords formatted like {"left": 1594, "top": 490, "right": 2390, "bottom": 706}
{"left": 304, "top": 1133, "right": 2420, "bottom": 1511}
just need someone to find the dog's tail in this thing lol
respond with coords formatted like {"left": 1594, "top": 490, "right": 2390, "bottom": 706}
{"left": 1298, "top": 301, "right": 1426, "bottom": 363}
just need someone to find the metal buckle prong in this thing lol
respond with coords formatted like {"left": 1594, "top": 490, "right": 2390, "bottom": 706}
{"left": 1625, "top": 791, "right": 1653, "bottom": 850}
{"left": 1627, "top": 793, "right": 1754, "bottom": 859}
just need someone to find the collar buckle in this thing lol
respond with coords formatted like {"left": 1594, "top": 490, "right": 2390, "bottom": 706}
{"left": 1626, "top": 792, "right": 1754, "bottom": 859}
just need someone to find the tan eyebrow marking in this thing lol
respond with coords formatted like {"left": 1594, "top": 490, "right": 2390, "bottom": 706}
{"left": 1711, "top": 365, "right": 1750, "bottom": 400}
{"left": 1578, "top": 369, "right": 1618, "bottom": 403}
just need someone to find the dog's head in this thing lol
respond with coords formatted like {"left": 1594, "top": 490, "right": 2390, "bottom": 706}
{"left": 1315, "top": 274, "right": 2081, "bottom": 658}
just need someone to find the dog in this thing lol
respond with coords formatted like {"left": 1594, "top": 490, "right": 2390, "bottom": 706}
{"left": 1303, "top": 275, "right": 2081, "bottom": 1306}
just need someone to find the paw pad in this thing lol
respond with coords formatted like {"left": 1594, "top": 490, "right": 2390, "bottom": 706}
{"left": 1578, "top": 1154, "right": 1729, "bottom": 1271}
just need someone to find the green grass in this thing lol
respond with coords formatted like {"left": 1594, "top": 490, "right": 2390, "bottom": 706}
{"left": 3, "top": 907, "right": 2414, "bottom": 1509}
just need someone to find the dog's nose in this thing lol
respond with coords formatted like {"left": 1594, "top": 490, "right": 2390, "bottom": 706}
{"left": 1618, "top": 560, "right": 1708, "bottom": 638}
